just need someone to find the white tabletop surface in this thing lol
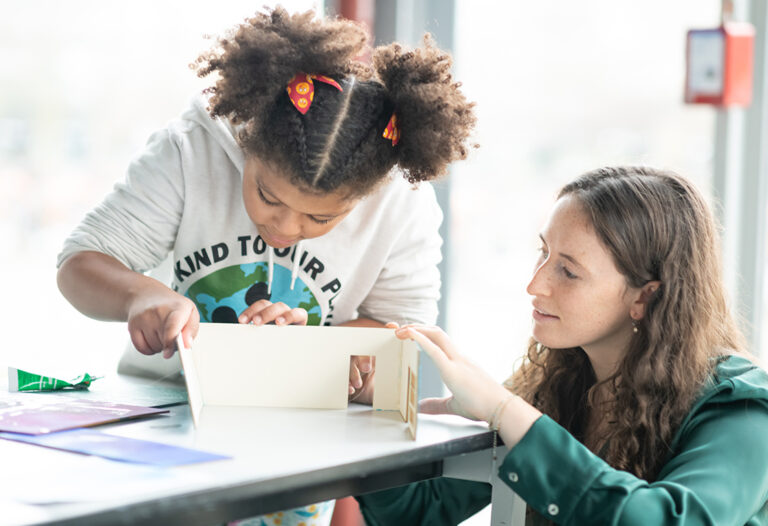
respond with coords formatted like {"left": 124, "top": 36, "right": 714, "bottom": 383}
{"left": 2, "top": 372, "right": 492, "bottom": 526}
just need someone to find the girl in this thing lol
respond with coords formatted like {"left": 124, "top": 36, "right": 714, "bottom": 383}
{"left": 55, "top": 7, "right": 475, "bottom": 526}
{"left": 358, "top": 167, "right": 768, "bottom": 525}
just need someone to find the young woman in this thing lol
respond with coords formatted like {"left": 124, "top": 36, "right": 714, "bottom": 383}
{"left": 358, "top": 166, "right": 768, "bottom": 525}
{"left": 55, "top": 7, "right": 475, "bottom": 526}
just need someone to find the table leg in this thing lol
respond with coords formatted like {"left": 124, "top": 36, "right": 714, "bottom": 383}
{"left": 442, "top": 447, "right": 525, "bottom": 526}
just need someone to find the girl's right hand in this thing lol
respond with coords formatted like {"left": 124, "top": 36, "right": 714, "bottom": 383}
{"left": 126, "top": 289, "right": 200, "bottom": 359}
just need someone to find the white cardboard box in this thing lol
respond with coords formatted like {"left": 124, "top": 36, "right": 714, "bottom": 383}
{"left": 179, "top": 324, "right": 420, "bottom": 439}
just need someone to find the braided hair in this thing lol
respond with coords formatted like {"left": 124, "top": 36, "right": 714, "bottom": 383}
{"left": 193, "top": 7, "right": 476, "bottom": 197}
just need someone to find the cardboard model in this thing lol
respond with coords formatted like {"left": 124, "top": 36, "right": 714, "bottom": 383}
{"left": 179, "top": 324, "right": 420, "bottom": 439}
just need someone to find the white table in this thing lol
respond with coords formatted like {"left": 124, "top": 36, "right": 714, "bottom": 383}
{"left": 2, "top": 375, "right": 525, "bottom": 525}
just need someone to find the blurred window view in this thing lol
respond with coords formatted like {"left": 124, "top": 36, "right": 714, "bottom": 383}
{"left": 0, "top": 1, "right": 320, "bottom": 371}
{"left": 447, "top": 1, "right": 724, "bottom": 380}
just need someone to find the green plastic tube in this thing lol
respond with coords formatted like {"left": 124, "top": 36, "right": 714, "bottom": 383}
{"left": 8, "top": 367, "right": 99, "bottom": 392}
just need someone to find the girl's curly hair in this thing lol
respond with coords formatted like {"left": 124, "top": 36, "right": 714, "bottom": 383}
{"left": 193, "top": 7, "right": 476, "bottom": 197}
{"left": 508, "top": 167, "right": 746, "bottom": 483}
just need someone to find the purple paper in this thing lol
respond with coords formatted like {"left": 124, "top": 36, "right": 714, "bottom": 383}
{"left": 0, "top": 396, "right": 168, "bottom": 435}
{"left": 0, "top": 428, "right": 230, "bottom": 466}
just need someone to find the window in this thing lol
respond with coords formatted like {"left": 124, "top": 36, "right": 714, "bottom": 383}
{"left": 0, "top": 1, "right": 320, "bottom": 371}
{"left": 449, "top": 0, "right": 721, "bottom": 384}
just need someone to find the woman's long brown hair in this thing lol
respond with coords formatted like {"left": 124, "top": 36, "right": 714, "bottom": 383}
{"left": 508, "top": 166, "right": 745, "bottom": 480}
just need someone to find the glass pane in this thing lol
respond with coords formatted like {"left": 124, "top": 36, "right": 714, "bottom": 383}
{"left": 0, "top": 1, "right": 322, "bottom": 371}
{"left": 763, "top": 210, "right": 768, "bottom": 359}
{"left": 449, "top": 1, "right": 721, "bottom": 382}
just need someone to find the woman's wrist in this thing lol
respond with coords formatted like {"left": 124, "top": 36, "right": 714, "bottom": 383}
{"left": 496, "top": 394, "right": 543, "bottom": 449}
{"left": 488, "top": 392, "right": 517, "bottom": 431}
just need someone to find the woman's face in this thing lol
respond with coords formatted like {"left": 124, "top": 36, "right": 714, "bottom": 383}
{"left": 527, "top": 195, "right": 640, "bottom": 364}
{"left": 242, "top": 158, "right": 359, "bottom": 249}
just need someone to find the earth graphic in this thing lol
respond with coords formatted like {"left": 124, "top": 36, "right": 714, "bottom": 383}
{"left": 185, "top": 262, "right": 322, "bottom": 325}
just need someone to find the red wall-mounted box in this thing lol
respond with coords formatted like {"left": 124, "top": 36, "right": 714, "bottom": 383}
{"left": 685, "top": 22, "right": 754, "bottom": 107}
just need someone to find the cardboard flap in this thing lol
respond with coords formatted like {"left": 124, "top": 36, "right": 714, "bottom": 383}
{"left": 182, "top": 325, "right": 414, "bottom": 419}
{"left": 400, "top": 340, "right": 419, "bottom": 439}
{"left": 177, "top": 338, "right": 203, "bottom": 427}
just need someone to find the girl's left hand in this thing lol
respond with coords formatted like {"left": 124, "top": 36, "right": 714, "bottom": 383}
{"left": 392, "top": 324, "right": 512, "bottom": 424}
{"left": 348, "top": 356, "right": 375, "bottom": 404}
{"left": 238, "top": 300, "right": 308, "bottom": 326}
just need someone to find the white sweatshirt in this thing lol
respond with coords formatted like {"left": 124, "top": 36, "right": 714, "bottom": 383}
{"left": 58, "top": 97, "right": 443, "bottom": 328}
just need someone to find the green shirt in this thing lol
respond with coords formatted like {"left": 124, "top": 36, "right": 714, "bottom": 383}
{"left": 357, "top": 355, "right": 768, "bottom": 525}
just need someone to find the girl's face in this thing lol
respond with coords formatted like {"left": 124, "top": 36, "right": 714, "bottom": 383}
{"left": 242, "top": 158, "right": 359, "bottom": 249}
{"left": 527, "top": 195, "right": 641, "bottom": 366}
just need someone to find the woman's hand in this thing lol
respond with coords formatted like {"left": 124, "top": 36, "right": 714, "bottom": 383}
{"left": 237, "top": 300, "right": 308, "bottom": 326}
{"left": 126, "top": 289, "right": 200, "bottom": 359}
{"left": 392, "top": 324, "right": 512, "bottom": 424}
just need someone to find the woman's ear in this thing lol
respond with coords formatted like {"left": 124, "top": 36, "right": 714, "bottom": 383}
{"left": 630, "top": 280, "right": 661, "bottom": 320}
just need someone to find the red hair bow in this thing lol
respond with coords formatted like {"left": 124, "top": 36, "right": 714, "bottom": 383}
{"left": 286, "top": 73, "right": 343, "bottom": 114}
{"left": 382, "top": 114, "right": 400, "bottom": 146}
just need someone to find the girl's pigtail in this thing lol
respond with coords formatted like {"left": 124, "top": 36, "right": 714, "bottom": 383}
{"left": 193, "top": 7, "right": 370, "bottom": 130}
{"left": 373, "top": 35, "right": 477, "bottom": 183}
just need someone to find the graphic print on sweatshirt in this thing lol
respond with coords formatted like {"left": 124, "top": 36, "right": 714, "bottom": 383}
{"left": 185, "top": 262, "right": 323, "bottom": 326}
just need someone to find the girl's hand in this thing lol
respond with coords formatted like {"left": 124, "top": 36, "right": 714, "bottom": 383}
{"left": 238, "top": 300, "right": 308, "bottom": 326}
{"left": 348, "top": 356, "right": 375, "bottom": 404}
{"left": 126, "top": 289, "right": 199, "bottom": 359}
{"left": 393, "top": 324, "right": 512, "bottom": 423}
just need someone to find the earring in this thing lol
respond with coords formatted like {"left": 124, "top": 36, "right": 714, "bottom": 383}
{"left": 632, "top": 319, "right": 639, "bottom": 334}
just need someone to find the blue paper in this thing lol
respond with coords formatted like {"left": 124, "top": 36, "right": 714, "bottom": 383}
{"left": 0, "top": 428, "right": 229, "bottom": 466}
